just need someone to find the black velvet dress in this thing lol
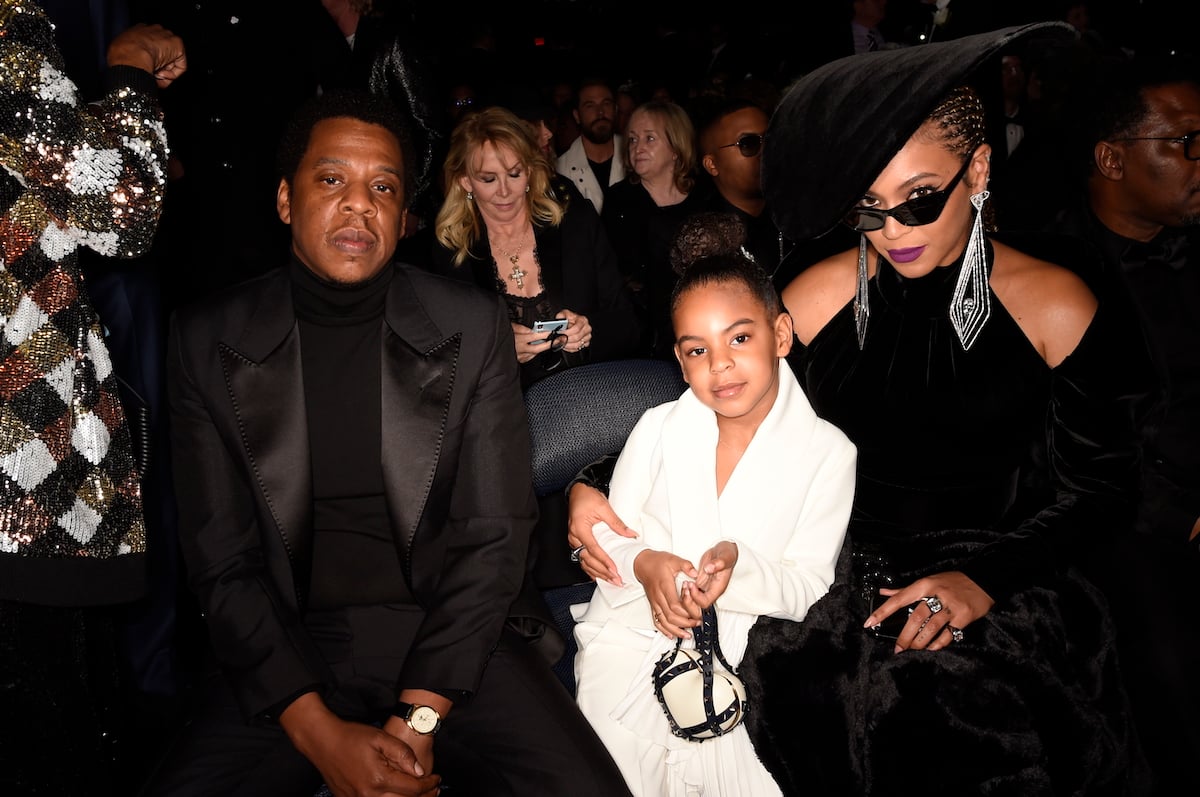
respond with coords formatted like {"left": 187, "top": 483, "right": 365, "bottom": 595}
{"left": 740, "top": 246, "right": 1149, "bottom": 796}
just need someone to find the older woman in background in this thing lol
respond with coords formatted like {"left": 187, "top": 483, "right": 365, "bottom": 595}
{"left": 602, "top": 100, "right": 706, "bottom": 359}
{"left": 432, "top": 106, "right": 640, "bottom": 388}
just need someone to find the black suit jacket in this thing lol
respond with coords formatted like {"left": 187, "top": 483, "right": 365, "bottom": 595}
{"left": 167, "top": 262, "right": 542, "bottom": 721}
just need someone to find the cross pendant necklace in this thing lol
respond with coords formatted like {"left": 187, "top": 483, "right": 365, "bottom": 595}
{"left": 508, "top": 257, "right": 526, "bottom": 289}
{"left": 495, "top": 231, "right": 531, "bottom": 289}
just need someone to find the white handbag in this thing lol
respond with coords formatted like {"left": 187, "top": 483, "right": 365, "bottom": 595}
{"left": 651, "top": 606, "right": 748, "bottom": 741}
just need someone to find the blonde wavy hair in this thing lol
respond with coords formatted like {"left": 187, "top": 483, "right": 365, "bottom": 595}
{"left": 623, "top": 100, "right": 697, "bottom": 194}
{"left": 435, "top": 106, "right": 566, "bottom": 267}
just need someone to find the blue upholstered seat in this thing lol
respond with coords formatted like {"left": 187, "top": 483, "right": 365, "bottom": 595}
{"left": 523, "top": 358, "right": 688, "bottom": 693}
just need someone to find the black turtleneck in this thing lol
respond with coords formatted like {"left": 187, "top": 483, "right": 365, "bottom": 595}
{"left": 289, "top": 257, "right": 412, "bottom": 609}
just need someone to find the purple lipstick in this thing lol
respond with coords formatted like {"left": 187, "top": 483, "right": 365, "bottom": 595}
{"left": 888, "top": 246, "right": 926, "bottom": 263}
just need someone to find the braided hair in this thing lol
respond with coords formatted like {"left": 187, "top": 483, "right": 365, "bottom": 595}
{"left": 920, "top": 85, "right": 988, "bottom": 157}
{"left": 918, "top": 85, "right": 994, "bottom": 229}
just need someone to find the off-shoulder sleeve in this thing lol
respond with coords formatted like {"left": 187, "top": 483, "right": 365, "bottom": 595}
{"left": 961, "top": 301, "right": 1149, "bottom": 598}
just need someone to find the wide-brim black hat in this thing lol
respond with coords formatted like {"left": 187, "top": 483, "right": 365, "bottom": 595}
{"left": 765, "top": 22, "right": 1075, "bottom": 242}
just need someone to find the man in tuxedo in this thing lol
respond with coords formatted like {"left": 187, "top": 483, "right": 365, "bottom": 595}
{"left": 149, "top": 89, "right": 629, "bottom": 796}
{"left": 1059, "top": 54, "right": 1200, "bottom": 797}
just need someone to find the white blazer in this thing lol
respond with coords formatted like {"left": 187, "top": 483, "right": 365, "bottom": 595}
{"left": 579, "top": 365, "right": 857, "bottom": 662}
{"left": 557, "top": 133, "right": 626, "bottom": 215}
{"left": 572, "top": 365, "right": 856, "bottom": 796}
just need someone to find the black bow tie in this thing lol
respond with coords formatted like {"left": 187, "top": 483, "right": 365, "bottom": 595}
{"left": 1122, "top": 232, "right": 1191, "bottom": 273}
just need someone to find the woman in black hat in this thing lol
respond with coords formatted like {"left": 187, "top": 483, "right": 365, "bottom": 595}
{"left": 734, "top": 25, "right": 1151, "bottom": 796}
{"left": 564, "top": 23, "right": 1151, "bottom": 796}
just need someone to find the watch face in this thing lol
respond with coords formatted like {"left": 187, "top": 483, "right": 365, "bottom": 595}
{"left": 409, "top": 704, "right": 441, "bottom": 734}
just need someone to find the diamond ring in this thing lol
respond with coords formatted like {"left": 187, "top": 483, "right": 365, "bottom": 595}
{"left": 922, "top": 595, "right": 944, "bottom": 614}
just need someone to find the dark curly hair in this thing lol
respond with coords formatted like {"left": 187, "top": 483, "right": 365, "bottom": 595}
{"left": 669, "top": 211, "right": 781, "bottom": 317}
{"left": 275, "top": 89, "right": 417, "bottom": 207}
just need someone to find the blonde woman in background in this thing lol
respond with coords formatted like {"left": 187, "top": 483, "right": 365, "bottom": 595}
{"left": 431, "top": 106, "right": 640, "bottom": 388}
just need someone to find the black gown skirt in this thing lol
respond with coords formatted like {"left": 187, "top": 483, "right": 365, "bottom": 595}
{"left": 741, "top": 248, "right": 1150, "bottom": 796}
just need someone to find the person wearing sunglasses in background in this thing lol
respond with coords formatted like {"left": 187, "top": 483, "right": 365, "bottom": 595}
{"left": 693, "top": 99, "right": 794, "bottom": 287}
{"left": 1051, "top": 53, "right": 1200, "bottom": 797}
{"left": 566, "top": 25, "right": 1152, "bottom": 795}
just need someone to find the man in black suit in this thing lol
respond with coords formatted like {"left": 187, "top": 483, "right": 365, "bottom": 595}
{"left": 147, "top": 90, "right": 629, "bottom": 796}
{"left": 1057, "top": 54, "right": 1200, "bottom": 797}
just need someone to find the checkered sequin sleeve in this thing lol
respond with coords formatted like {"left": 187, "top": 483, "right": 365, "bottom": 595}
{"left": 0, "top": 0, "right": 168, "bottom": 261}
{"left": 0, "top": 1, "right": 158, "bottom": 583}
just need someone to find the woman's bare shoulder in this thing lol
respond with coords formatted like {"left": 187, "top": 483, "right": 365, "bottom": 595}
{"left": 991, "top": 241, "right": 1098, "bottom": 367}
{"left": 780, "top": 248, "right": 858, "bottom": 345}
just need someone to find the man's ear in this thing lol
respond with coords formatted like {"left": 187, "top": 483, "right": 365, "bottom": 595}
{"left": 702, "top": 153, "right": 718, "bottom": 177}
{"left": 276, "top": 178, "right": 292, "bottom": 224}
{"left": 1094, "top": 141, "right": 1125, "bottom": 180}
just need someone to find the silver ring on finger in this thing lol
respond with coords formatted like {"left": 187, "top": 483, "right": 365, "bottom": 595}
{"left": 948, "top": 625, "right": 965, "bottom": 643}
{"left": 569, "top": 544, "right": 586, "bottom": 563}
{"left": 922, "top": 595, "right": 944, "bottom": 614}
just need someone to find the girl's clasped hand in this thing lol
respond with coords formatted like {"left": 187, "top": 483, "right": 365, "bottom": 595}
{"left": 634, "top": 541, "right": 739, "bottom": 640}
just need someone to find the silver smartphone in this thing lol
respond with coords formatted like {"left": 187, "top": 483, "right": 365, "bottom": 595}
{"left": 532, "top": 318, "right": 568, "bottom": 342}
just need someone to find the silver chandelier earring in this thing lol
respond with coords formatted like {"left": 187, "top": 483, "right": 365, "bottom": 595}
{"left": 854, "top": 233, "right": 870, "bottom": 350}
{"left": 948, "top": 190, "right": 992, "bottom": 350}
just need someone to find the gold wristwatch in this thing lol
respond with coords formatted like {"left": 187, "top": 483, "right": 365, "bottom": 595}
{"left": 393, "top": 701, "right": 442, "bottom": 735}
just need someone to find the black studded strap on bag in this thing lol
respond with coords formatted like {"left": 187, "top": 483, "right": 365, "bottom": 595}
{"left": 651, "top": 605, "right": 748, "bottom": 742}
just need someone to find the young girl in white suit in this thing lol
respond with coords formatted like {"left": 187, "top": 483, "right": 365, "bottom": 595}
{"left": 572, "top": 214, "right": 857, "bottom": 796}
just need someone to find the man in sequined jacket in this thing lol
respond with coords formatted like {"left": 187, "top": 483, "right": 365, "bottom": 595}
{"left": 0, "top": 2, "right": 184, "bottom": 791}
